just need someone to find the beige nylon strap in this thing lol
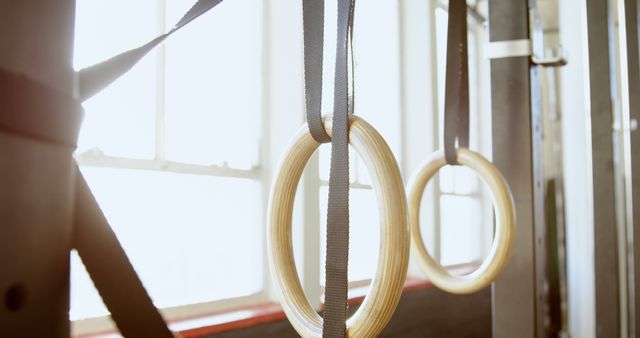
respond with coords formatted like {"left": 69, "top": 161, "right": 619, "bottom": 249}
{"left": 78, "top": 0, "right": 223, "bottom": 101}
{"left": 71, "top": 1, "right": 224, "bottom": 336}
{"left": 443, "top": 0, "right": 470, "bottom": 164}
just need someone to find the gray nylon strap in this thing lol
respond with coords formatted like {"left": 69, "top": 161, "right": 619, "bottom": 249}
{"left": 322, "top": 0, "right": 355, "bottom": 337}
{"left": 78, "top": 0, "right": 223, "bottom": 101}
{"left": 443, "top": 0, "right": 470, "bottom": 165}
{"left": 302, "top": 0, "right": 355, "bottom": 336}
{"left": 303, "top": 0, "right": 331, "bottom": 143}
{"left": 302, "top": 1, "right": 355, "bottom": 144}
{"left": 73, "top": 169, "right": 174, "bottom": 338}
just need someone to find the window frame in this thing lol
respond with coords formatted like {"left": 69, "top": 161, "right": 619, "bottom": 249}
{"left": 72, "top": 0, "right": 270, "bottom": 334}
{"left": 71, "top": 0, "right": 493, "bottom": 336}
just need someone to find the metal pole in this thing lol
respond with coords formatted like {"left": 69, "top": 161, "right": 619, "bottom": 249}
{"left": 488, "top": 1, "right": 543, "bottom": 337}
{"left": 585, "top": 0, "right": 623, "bottom": 336}
{"left": 620, "top": 0, "right": 640, "bottom": 335}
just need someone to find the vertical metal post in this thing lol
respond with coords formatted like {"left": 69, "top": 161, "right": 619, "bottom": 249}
{"left": 530, "top": 2, "right": 550, "bottom": 336}
{"left": 620, "top": 0, "right": 640, "bottom": 334}
{"left": 612, "top": 0, "right": 631, "bottom": 336}
{"left": 488, "top": 1, "right": 543, "bottom": 337}
{"left": 586, "top": 0, "right": 622, "bottom": 336}
{"left": 0, "top": 1, "right": 76, "bottom": 337}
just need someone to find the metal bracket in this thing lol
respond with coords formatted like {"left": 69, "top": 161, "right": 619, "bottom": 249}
{"left": 612, "top": 118, "right": 639, "bottom": 132}
{"left": 532, "top": 46, "right": 568, "bottom": 67}
{"left": 485, "top": 39, "right": 567, "bottom": 67}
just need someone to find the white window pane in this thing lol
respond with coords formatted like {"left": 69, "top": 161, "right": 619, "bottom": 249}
{"left": 77, "top": 60, "right": 157, "bottom": 159}
{"left": 435, "top": 8, "right": 448, "bottom": 145}
{"left": 73, "top": 0, "right": 160, "bottom": 70}
{"left": 319, "top": 187, "right": 379, "bottom": 283}
{"left": 318, "top": 142, "right": 330, "bottom": 182}
{"left": 439, "top": 195, "right": 482, "bottom": 266}
{"left": 70, "top": 252, "right": 109, "bottom": 320}
{"left": 352, "top": 0, "right": 402, "bottom": 158}
{"left": 319, "top": 1, "right": 401, "bottom": 183}
{"left": 354, "top": 152, "right": 372, "bottom": 185}
{"left": 453, "top": 165, "right": 480, "bottom": 195}
{"left": 70, "top": 167, "right": 263, "bottom": 319}
{"left": 164, "top": 0, "right": 262, "bottom": 169}
{"left": 74, "top": 0, "right": 158, "bottom": 159}
{"left": 439, "top": 166, "right": 454, "bottom": 193}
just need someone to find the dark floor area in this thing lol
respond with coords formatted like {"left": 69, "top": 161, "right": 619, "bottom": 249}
{"left": 205, "top": 286, "right": 491, "bottom": 338}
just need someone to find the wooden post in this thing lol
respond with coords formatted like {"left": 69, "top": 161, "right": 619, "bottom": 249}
{"left": 0, "top": 1, "right": 77, "bottom": 337}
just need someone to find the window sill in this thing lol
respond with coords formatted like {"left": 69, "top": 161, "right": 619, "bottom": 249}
{"left": 77, "top": 262, "right": 479, "bottom": 338}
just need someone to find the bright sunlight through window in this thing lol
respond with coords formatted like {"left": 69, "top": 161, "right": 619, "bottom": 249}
{"left": 71, "top": 0, "right": 263, "bottom": 321}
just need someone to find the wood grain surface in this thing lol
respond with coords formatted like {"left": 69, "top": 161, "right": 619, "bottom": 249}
{"left": 267, "top": 115, "right": 410, "bottom": 337}
{"left": 408, "top": 148, "right": 515, "bottom": 294}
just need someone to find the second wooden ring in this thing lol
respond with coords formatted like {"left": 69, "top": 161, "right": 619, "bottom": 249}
{"left": 407, "top": 148, "right": 515, "bottom": 294}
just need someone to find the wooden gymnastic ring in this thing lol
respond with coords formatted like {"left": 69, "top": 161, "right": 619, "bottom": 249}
{"left": 267, "top": 115, "right": 410, "bottom": 338}
{"left": 408, "top": 148, "right": 515, "bottom": 294}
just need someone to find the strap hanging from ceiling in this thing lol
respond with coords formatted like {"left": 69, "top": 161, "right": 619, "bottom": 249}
{"left": 302, "top": 0, "right": 355, "bottom": 144}
{"left": 0, "top": 1, "right": 226, "bottom": 147}
{"left": 323, "top": 0, "right": 354, "bottom": 336}
{"left": 302, "top": 0, "right": 330, "bottom": 143}
{"left": 443, "top": 0, "right": 469, "bottom": 165}
{"left": 407, "top": 0, "right": 516, "bottom": 295}
{"left": 78, "top": 0, "right": 224, "bottom": 101}
{"left": 1, "top": 1, "right": 226, "bottom": 336}
{"left": 72, "top": 1, "right": 226, "bottom": 337}
{"left": 302, "top": 0, "right": 356, "bottom": 336}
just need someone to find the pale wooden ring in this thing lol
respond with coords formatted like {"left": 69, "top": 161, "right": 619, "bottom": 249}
{"left": 408, "top": 148, "right": 515, "bottom": 294}
{"left": 267, "top": 115, "right": 410, "bottom": 338}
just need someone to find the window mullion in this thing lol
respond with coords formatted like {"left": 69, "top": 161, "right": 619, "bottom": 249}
{"left": 431, "top": 3, "right": 442, "bottom": 265}
{"left": 155, "top": 0, "right": 167, "bottom": 161}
